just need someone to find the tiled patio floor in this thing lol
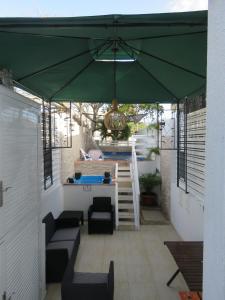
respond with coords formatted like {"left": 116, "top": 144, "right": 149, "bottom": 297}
{"left": 45, "top": 218, "right": 188, "bottom": 300}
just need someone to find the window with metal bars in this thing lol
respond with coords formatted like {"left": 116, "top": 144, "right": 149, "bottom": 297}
{"left": 177, "top": 94, "right": 206, "bottom": 197}
{"left": 41, "top": 101, "right": 73, "bottom": 190}
{"left": 42, "top": 100, "right": 53, "bottom": 190}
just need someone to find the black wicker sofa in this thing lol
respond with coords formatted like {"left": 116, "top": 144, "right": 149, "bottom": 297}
{"left": 42, "top": 212, "right": 80, "bottom": 283}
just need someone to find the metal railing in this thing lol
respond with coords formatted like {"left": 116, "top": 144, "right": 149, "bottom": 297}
{"left": 130, "top": 139, "right": 140, "bottom": 230}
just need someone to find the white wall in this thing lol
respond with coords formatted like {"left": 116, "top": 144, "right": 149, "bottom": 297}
{"left": 41, "top": 184, "right": 63, "bottom": 219}
{"left": 61, "top": 125, "right": 83, "bottom": 183}
{"left": 170, "top": 151, "right": 204, "bottom": 241}
{"left": 171, "top": 183, "right": 204, "bottom": 241}
{"left": 137, "top": 157, "right": 160, "bottom": 176}
{"left": 160, "top": 150, "right": 173, "bottom": 218}
{"left": 0, "top": 86, "right": 41, "bottom": 299}
{"left": 203, "top": 2, "right": 225, "bottom": 299}
{"left": 64, "top": 184, "right": 115, "bottom": 219}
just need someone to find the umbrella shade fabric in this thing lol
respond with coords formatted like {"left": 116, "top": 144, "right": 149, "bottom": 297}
{"left": 0, "top": 11, "right": 207, "bottom": 103}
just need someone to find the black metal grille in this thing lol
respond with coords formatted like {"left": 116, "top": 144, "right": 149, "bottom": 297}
{"left": 177, "top": 94, "right": 206, "bottom": 196}
{"left": 42, "top": 100, "right": 53, "bottom": 190}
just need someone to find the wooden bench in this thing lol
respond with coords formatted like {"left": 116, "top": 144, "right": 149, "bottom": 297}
{"left": 164, "top": 241, "right": 203, "bottom": 292}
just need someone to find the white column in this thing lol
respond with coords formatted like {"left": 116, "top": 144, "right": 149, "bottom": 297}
{"left": 204, "top": 1, "right": 225, "bottom": 299}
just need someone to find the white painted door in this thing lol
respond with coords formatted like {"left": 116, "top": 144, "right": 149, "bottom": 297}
{"left": 0, "top": 86, "right": 40, "bottom": 300}
{"left": 0, "top": 240, "right": 6, "bottom": 300}
{"left": 5, "top": 218, "right": 40, "bottom": 300}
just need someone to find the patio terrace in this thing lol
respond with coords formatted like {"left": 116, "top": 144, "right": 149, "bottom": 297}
{"left": 2, "top": 5, "right": 225, "bottom": 299}
{"left": 46, "top": 215, "right": 187, "bottom": 300}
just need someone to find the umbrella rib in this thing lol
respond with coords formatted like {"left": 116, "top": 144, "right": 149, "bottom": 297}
{"left": 124, "top": 30, "right": 207, "bottom": 41}
{"left": 0, "top": 30, "right": 91, "bottom": 40}
{"left": 119, "top": 41, "right": 178, "bottom": 100}
{"left": 121, "top": 39, "right": 206, "bottom": 79}
{"left": 17, "top": 40, "right": 109, "bottom": 82}
{"left": 49, "top": 40, "right": 113, "bottom": 100}
{"left": 0, "top": 29, "right": 206, "bottom": 42}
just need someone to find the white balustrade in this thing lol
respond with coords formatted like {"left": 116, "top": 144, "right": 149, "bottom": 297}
{"left": 130, "top": 138, "right": 140, "bottom": 230}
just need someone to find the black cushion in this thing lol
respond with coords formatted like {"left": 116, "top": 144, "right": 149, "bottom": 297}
{"left": 51, "top": 227, "right": 80, "bottom": 242}
{"left": 93, "top": 197, "right": 111, "bottom": 212}
{"left": 91, "top": 212, "right": 111, "bottom": 220}
{"left": 42, "top": 212, "right": 56, "bottom": 244}
{"left": 73, "top": 272, "right": 108, "bottom": 285}
{"left": 47, "top": 241, "right": 74, "bottom": 258}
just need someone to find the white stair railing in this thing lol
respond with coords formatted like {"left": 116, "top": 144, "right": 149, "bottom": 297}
{"left": 130, "top": 139, "right": 140, "bottom": 230}
{"left": 115, "top": 163, "right": 119, "bottom": 229}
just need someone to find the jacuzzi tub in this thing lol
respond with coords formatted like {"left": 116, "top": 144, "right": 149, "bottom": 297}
{"left": 73, "top": 175, "right": 112, "bottom": 184}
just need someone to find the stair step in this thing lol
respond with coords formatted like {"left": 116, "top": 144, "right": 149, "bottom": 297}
{"left": 118, "top": 195, "right": 133, "bottom": 201}
{"left": 117, "top": 172, "right": 131, "bottom": 177}
{"left": 118, "top": 212, "right": 134, "bottom": 218}
{"left": 118, "top": 181, "right": 132, "bottom": 187}
{"left": 118, "top": 221, "right": 135, "bottom": 226}
{"left": 118, "top": 166, "right": 130, "bottom": 172}
{"left": 117, "top": 178, "right": 132, "bottom": 182}
{"left": 118, "top": 187, "right": 133, "bottom": 193}
{"left": 118, "top": 208, "right": 134, "bottom": 212}
{"left": 119, "top": 219, "right": 135, "bottom": 223}
{"left": 118, "top": 200, "right": 133, "bottom": 204}
{"left": 118, "top": 203, "right": 133, "bottom": 209}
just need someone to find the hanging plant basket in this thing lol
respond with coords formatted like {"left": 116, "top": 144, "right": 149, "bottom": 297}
{"left": 104, "top": 99, "right": 126, "bottom": 131}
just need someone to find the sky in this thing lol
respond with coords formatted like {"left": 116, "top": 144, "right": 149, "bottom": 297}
{"left": 0, "top": 0, "right": 208, "bottom": 17}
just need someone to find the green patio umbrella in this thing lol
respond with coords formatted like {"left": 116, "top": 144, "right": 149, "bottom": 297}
{"left": 0, "top": 11, "right": 207, "bottom": 104}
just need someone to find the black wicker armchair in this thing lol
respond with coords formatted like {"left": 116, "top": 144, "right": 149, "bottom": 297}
{"left": 88, "top": 197, "right": 114, "bottom": 234}
{"left": 61, "top": 261, "right": 114, "bottom": 300}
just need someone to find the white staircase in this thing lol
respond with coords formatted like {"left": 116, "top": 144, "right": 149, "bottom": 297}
{"left": 117, "top": 164, "right": 136, "bottom": 229}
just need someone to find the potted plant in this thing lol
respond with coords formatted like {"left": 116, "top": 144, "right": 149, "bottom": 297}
{"left": 139, "top": 172, "right": 162, "bottom": 206}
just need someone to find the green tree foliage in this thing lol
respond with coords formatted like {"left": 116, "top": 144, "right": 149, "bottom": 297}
{"left": 118, "top": 103, "right": 164, "bottom": 121}
{"left": 72, "top": 102, "right": 164, "bottom": 141}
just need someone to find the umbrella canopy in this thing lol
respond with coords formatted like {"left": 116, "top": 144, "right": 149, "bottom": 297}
{"left": 0, "top": 11, "right": 207, "bottom": 103}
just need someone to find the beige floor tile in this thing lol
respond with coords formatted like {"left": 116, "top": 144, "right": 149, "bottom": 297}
{"left": 114, "top": 282, "right": 130, "bottom": 300}
{"left": 129, "top": 282, "right": 159, "bottom": 300}
{"left": 45, "top": 283, "right": 61, "bottom": 300}
{"left": 156, "top": 285, "right": 181, "bottom": 300}
{"left": 114, "top": 263, "right": 129, "bottom": 283}
{"left": 126, "top": 263, "right": 155, "bottom": 284}
{"left": 157, "top": 225, "right": 181, "bottom": 241}
{"left": 142, "top": 210, "right": 168, "bottom": 222}
{"left": 45, "top": 212, "right": 187, "bottom": 300}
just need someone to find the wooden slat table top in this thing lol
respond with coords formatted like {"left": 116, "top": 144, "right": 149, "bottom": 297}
{"left": 164, "top": 241, "right": 203, "bottom": 291}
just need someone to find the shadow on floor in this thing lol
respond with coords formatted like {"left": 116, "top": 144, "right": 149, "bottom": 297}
{"left": 140, "top": 208, "right": 170, "bottom": 225}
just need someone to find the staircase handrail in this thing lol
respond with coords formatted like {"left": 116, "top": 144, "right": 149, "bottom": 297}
{"left": 130, "top": 139, "right": 140, "bottom": 229}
